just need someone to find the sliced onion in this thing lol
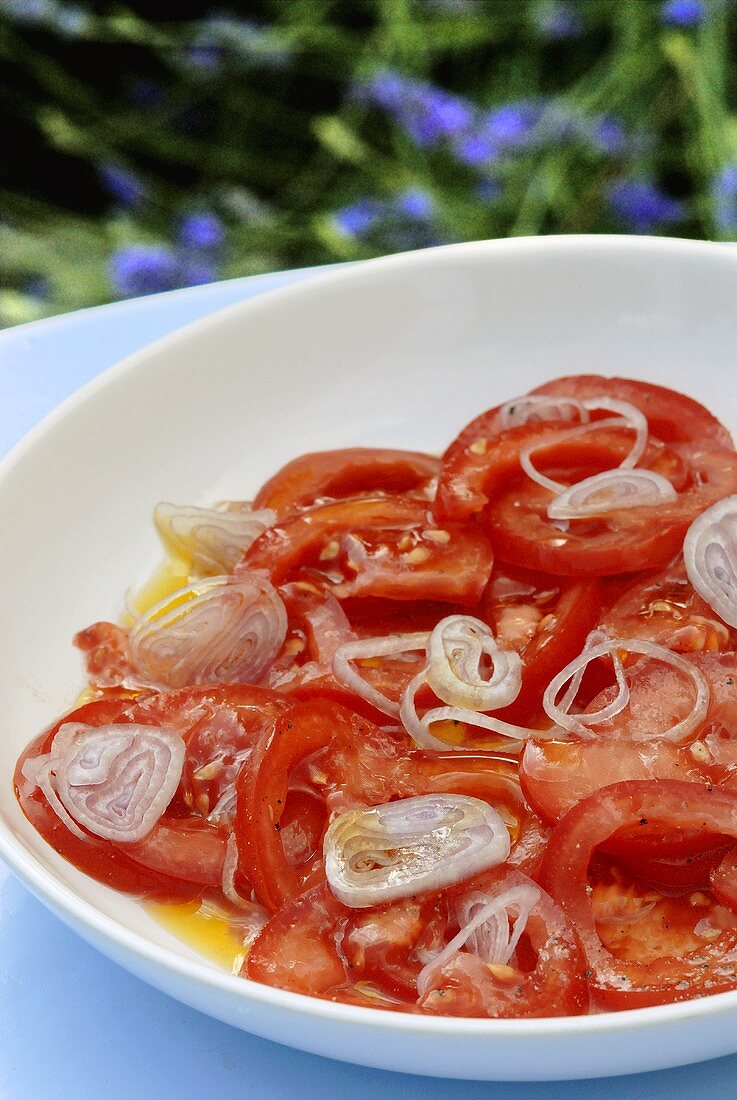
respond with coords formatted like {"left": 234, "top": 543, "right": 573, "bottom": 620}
{"left": 324, "top": 794, "right": 510, "bottom": 908}
{"left": 547, "top": 468, "right": 677, "bottom": 520}
{"left": 543, "top": 636, "right": 710, "bottom": 742}
{"left": 416, "top": 882, "right": 540, "bottom": 996}
{"left": 498, "top": 395, "right": 588, "bottom": 431}
{"left": 28, "top": 722, "right": 184, "bottom": 843}
{"left": 426, "top": 615, "right": 522, "bottom": 712}
{"left": 520, "top": 399, "right": 648, "bottom": 494}
{"left": 154, "top": 501, "right": 275, "bottom": 576}
{"left": 129, "top": 574, "right": 287, "bottom": 689}
{"left": 684, "top": 495, "right": 737, "bottom": 629}
{"left": 332, "top": 633, "right": 429, "bottom": 718}
{"left": 399, "top": 670, "right": 541, "bottom": 751}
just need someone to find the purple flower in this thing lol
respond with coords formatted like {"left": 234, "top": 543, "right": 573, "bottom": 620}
{"left": 476, "top": 179, "right": 503, "bottom": 202}
{"left": 536, "top": 2, "right": 584, "bottom": 40}
{"left": 24, "top": 276, "right": 50, "bottom": 300}
{"left": 593, "top": 116, "right": 627, "bottom": 156}
{"left": 453, "top": 133, "right": 497, "bottom": 166}
{"left": 178, "top": 211, "right": 225, "bottom": 250}
{"left": 361, "top": 72, "right": 472, "bottom": 148}
{"left": 109, "top": 245, "right": 180, "bottom": 298}
{"left": 607, "top": 180, "right": 684, "bottom": 233}
{"left": 334, "top": 199, "right": 384, "bottom": 238}
{"left": 1, "top": 0, "right": 50, "bottom": 24}
{"left": 484, "top": 102, "right": 543, "bottom": 150}
{"left": 98, "top": 163, "right": 146, "bottom": 209}
{"left": 713, "top": 165, "right": 737, "bottom": 234}
{"left": 661, "top": 0, "right": 705, "bottom": 27}
{"left": 396, "top": 188, "right": 434, "bottom": 221}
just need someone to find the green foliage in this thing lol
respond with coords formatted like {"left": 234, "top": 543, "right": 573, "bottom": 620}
{"left": 1, "top": 0, "right": 736, "bottom": 326}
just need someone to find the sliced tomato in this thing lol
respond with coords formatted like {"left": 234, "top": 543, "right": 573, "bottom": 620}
{"left": 539, "top": 780, "right": 737, "bottom": 1008}
{"left": 487, "top": 437, "right": 737, "bottom": 576}
{"left": 481, "top": 565, "right": 602, "bottom": 722}
{"left": 417, "top": 867, "right": 588, "bottom": 1018}
{"left": 533, "top": 375, "right": 733, "bottom": 448}
{"left": 240, "top": 495, "right": 493, "bottom": 605}
{"left": 73, "top": 621, "right": 131, "bottom": 688}
{"left": 253, "top": 448, "right": 439, "bottom": 519}
{"left": 600, "top": 557, "right": 734, "bottom": 654}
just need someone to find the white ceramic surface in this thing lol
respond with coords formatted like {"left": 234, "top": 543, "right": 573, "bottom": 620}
{"left": 2, "top": 236, "right": 737, "bottom": 1082}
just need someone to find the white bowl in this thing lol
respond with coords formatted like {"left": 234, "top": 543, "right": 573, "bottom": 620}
{"left": 2, "top": 236, "right": 737, "bottom": 1081}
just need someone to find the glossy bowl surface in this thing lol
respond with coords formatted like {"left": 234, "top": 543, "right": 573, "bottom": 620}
{"left": 2, "top": 236, "right": 737, "bottom": 1080}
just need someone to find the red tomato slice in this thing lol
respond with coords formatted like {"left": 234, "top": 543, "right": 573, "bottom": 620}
{"left": 241, "top": 495, "right": 493, "bottom": 605}
{"left": 533, "top": 375, "right": 734, "bottom": 448}
{"left": 481, "top": 565, "right": 602, "bottom": 722}
{"left": 539, "top": 780, "right": 737, "bottom": 1008}
{"left": 600, "top": 557, "right": 734, "bottom": 654}
{"left": 487, "top": 438, "right": 737, "bottom": 576}
{"left": 253, "top": 448, "right": 439, "bottom": 519}
{"left": 73, "top": 621, "right": 131, "bottom": 688}
{"left": 417, "top": 867, "right": 589, "bottom": 1018}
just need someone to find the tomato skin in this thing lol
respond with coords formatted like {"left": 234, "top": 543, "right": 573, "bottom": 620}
{"left": 487, "top": 440, "right": 737, "bottom": 577}
{"left": 74, "top": 621, "right": 131, "bottom": 687}
{"left": 533, "top": 375, "right": 734, "bottom": 448}
{"left": 241, "top": 494, "right": 493, "bottom": 605}
{"left": 539, "top": 780, "right": 737, "bottom": 1009}
{"left": 253, "top": 448, "right": 439, "bottom": 519}
{"left": 418, "top": 867, "right": 589, "bottom": 1019}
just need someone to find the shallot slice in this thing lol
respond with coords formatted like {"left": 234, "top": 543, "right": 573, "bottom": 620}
{"left": 332, "top": 633, "right": 430, "bottom": 718}
{"left": 426, "top": 615, "right": 522, "bottom": 712}
{"left": 28, "top": 722, "right": 184, "bottom": 844}
{"left": 128, "top": 574, "right": 287, "bottom": 689}
{"left": 154, "top": 501, "right": 275, "bottom": 576}
{"left": 324, "top": 794, "right": 510, "bottom": 908}
{"left": 547, "top": 468, "right": 676, "bottom": 520}
{"left": 416, "top": 882, "right": 540, "bottom": 996}
{"left": 520, "top": 399, "right": 648, "bottom": 494}
{"left": 498, "top": 395, "right": 588, "bottom": 430}
{"left": 399, "top": 670, "right": 541, "bottom": 751}
{"left": 543, "top": 636, "right": 710, "bottom": 742}
{"left": 684, "top": 495, "right": 737, "bottom": 629}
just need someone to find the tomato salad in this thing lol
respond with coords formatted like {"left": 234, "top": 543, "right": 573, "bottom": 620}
{"left": 16, "top": 375, "right": 737, "bottom": 1018}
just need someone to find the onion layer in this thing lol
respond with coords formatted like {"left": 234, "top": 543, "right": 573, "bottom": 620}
{"left": 543, "top": 635, "right": 710, "bottom": 742}
{"left": 426, "top": 615, "right": 522, "bottom": 712}
{"left": 684, "top": 495, "right": 737, "bottom": 629}
{"left": 324, "top": 794, "right": 510, "bottom": 908}
{"left": 154, "top": 501, "right": 275, "bottom": 576}
{"left": 129, "top": 574, "right": 287, "bottom": 689}
{"left": 498, "top": 395, "right": 588, "bottom": 431}
{"left": 23, "top": 722, "right": 184, "bottom": 843}
{"left": 547, "top": 469, "right": 677, "bottom": 520}
{"left": 332, "top": 633, "right": 430, "bottom": 718}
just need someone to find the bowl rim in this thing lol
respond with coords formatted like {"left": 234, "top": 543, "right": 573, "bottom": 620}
{"left": 4, "top": 232, "right": 737, "bottom": 1040}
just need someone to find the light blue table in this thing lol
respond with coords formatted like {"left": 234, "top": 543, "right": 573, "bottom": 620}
{"left": 2, "top": 268, "right": 736, "bottom": 1099}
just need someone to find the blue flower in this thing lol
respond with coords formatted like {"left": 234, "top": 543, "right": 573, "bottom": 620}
{"left": 360, "top": 72, "right": 472, "bottom": 148}
{"left": 535, "top": 2, "right": 584, "bottom": 41}
{"left": 24, "top": 276, "right": 51, "bottom": 301}
{"left": 109, "top": 245, "right": 180, "bottom": 298}
{"left": 52, "top": 4, "right": 90, "bottom": 37}
{"left": 661, "top": 0, "right": 705, "bottom": 28}
{"left": 453, "top": 133, "right": 497, "bottom": 166}
{"left": 712, "top": 164, "right": 737, "bottom": 234}
{"left": 179, "top": 259, "right": 218, "bottom": 287}
{"left": 333, "top": 199, "right": 384, "bottom": 238}
{"left": 484, "top": 101, "right": 543, "bottom": 150}
{"left": 592, "top": 115, "right": 627, "bottom": 156}
{"left": 0, "top": 0, "right": 51, "bottom": 24}
{"left": 607, "top": 180, "right": 684, "bottom": 233}
{"left": 476, "top": 179, "right": 503, "bottom": 203}
{"left": 98, "top": 163, "right": 146, "bottom": 209}
{"left": 396, "top": 188, "right": 435, "bottom": 221}
{"left": 178, "top": 211, "right": 225, "bottom": 250}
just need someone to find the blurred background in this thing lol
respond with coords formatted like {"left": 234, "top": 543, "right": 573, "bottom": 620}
{"left": 1, "top": 0, "right": 735, "bottom": 328}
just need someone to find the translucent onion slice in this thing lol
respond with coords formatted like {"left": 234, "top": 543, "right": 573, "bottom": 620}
{"left": 520, "top": 399, "right": 648, "bottom": 494}
{"left": 129, "top": 574, "right": 287, "bottom": 689}
{"left": 26, "top": 722, "right": 185, "bottom": 844}
{"left": 498, "top": 395, "right": 588, "bottom": 430}
{"left": 684, "top": 495, "right": 737, "bottom": 629}
{"left": 399, "top": 670, "right": 541, "bottom": 751}
{"left": 324, "top": 794, "right": 510, "bottom": 908}
{"left": 416, "top": 882, "right": 540, "bottom": 996}
{"left": 543, "top": 636, "right": 710, "bottom": 742}
{"left": 332, "top": 633, "right": 430, "bottom": 718}
{"left": 154, "top": 501, "right": 275, "bottom": 576}
{"left": 547, "top": 468, "right": 677, "bottom": 520}
{"left": 426, "top": 615, "right": 522, "bottom": 712}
